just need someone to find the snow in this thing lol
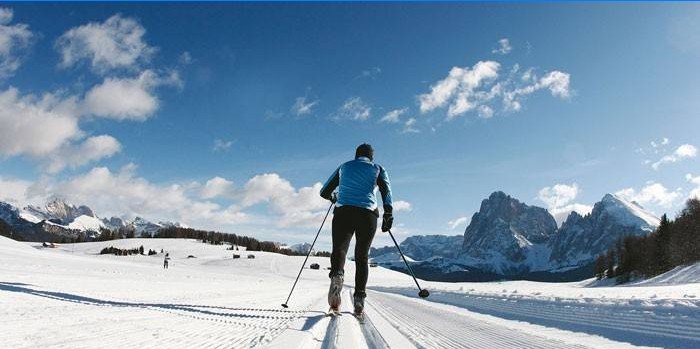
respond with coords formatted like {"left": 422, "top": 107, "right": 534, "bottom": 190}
{"left": 18, "top": 209, "right": 42, "bottom": 224}
{"left": 67, "top": 214, "right": 106, "bottom": 232}
{"left": 603, "top": 194, "right": 660, "bottom": 229}
{"left": 1, "top": 235, "right": 699, "bottom": 348}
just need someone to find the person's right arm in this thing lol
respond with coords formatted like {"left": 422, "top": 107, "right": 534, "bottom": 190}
{"left": 320, "top": 166, "right": 340, "bottom": 201}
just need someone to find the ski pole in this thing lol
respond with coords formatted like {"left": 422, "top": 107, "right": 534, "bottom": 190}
{"left": 388, "top": 230, "right": 430, "bottom": 298}
{"left": 281, "top": 202, "right": 334, "bottom": 308}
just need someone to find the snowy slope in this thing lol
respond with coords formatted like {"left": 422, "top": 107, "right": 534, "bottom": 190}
{"left": 1, "top": 236, "right": 698, "bottom": 348}
{"left": 67, "top": 215, "right": 106, "bottom": 232}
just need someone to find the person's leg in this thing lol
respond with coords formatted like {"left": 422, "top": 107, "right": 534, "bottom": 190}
{"left": 329, "top": 208, "right": 354, "bottom": 278}
{"left": 353, "top": 209, "right": 378, "bottom": 299}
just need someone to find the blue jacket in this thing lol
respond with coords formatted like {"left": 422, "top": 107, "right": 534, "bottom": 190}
{"left": 320, "top": 157, "right": 393, "bottom": 214}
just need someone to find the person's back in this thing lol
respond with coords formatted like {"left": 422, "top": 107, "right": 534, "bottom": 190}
{"left": 320, "top": 143, "right": 393, "bottom": 317}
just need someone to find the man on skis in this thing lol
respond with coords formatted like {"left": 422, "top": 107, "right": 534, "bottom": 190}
{"left": 320, "top": 143, "right": 393, "bottom": 318}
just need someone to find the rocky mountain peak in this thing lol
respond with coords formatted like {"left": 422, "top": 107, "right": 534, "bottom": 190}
{"left": 461, "top": 191, "right": 557, "bottom": 274}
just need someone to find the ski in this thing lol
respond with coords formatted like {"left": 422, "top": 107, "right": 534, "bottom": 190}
{"left": 326, "top": 307, "right": 341, "bottom": 317}
{"left": 353, "top": 312, "right": 365, "bottom": 324}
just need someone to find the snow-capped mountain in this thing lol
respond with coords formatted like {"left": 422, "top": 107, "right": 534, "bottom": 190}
{"left": 371, "top": 191, "right": 660, "bottom": 281}
{"left": 0, "top": 199, "right": 186, "bottom": 241}
{"left": 548, "top": 193, "right": 660, "bottom": 269}
{"left": 24, "top": 198, "right": 97, "bottom": 225}
{"left": 397, "top": 235, "right": 463, "bottom": 261}
{"left": 461, "top": 191, "right": 557, "bottom": 274}
{"left": 289, "top": 242, "right": 313, "bottom": 254}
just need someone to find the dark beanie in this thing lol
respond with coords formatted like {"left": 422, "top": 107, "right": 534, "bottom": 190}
{"left": 355, "top": 143, "right": 374, "bottom": 160}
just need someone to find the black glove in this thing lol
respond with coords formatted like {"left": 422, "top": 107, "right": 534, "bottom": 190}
{"left": 381, "top": 213, "right": 393, "bottom": 232}
{"left": 330, "top": 192, "right": 338, "bottom": 204}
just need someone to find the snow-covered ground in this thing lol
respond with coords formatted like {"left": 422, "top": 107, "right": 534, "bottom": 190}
{"left": 1, "top": 236, "right": 699, "bottom": 348}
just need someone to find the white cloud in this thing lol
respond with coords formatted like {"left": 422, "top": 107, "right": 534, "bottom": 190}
{"left": 686, "top": 173, "right": 700, "bottom": 200}
{"left": 178, "top": 51, "right": 193, "bottom": 65}
{"left": 212, "top": 139, "right": 233, "bottom": 152}
{"left": 448, "top": 216, "right": 468, "bottom": 230}
{"left": 393, "top": 200, "right": 412, "bottom": 212}
{"left": 538, "top": 183, "right": 579, "bottom": 208}
{"left": 0, "top": 176, "right": 32, "bottom": 205}
{"left": 45, "top": 135, "right": 121, "bottom": 174}
{"left": 549, "top": 203, "right": 593, "bottom": 227}
{"left": 290, "top": 96, "right": 319, "bottom": 116}
{"left": 379, "top": 108, "right": 408, "bottom": 123}
{"left": 477, "top": 105, "right": 494, "bottom": 119}
{"left": 56, "top": 14, "right": 156, "bottom": 73}
{"left": 0, "top": 8, "right": 12, "bottom": 25}
{"left": 82, "top": 70, "right": 180, "bottom": 121}
{"left": 50, "top": 165, "right": 248, "bottom": 227}
{"left": 240, "top": 173, "right": 329, "bottom": 228}
{"left": 651, "top": 143, "right": 697, "bottom": 170}
{"left": 401, "top": 117, "right": 420, "bottom": 134}
{"left": 0, "top": 8, "right": 34, "bottom": 80}
{"left": 503, "top": 70, "right": 571, "bottom": 111}
{"left": 0, "top": 87, "right": 81, "bottom": 158}
{"left": 492, "top": 38, "right": 512, "bottom": 55}
{"left": 200, "top": 176, "right": 234, "bottom": 199}
{"left": 419, "top": 60, "right": 571, "bottom": 120}
{"left": 615, "top": 182, "right": 681, "bottom": 208}
{"left": 538, "top": 183, "right": 592, "bottom": 225}
{"left": 335, "top": 97, "right": 371, "bottom": 121}
{"left": 418, "top": 61, "right": 500, "bottom": 119}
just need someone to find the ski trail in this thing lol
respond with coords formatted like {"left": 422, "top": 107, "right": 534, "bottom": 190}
{"left": 366, "top": 290, "right": 637, "bottom": 349}
{"left": 320, "top": 313, "right": 340, "bottom": 349}
{"left": 345, "top": 289, "right": 390, "bottom": 349}
{"left": 372, "top": 286, "right": 700, "bottom": 348}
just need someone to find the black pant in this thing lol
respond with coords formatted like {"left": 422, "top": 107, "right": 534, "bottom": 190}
{"left": 329, "top": 206, "right": 378, "bottom": 298}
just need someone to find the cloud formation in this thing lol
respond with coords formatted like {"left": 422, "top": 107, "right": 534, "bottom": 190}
{"left": 393, "top": 200, "right": 412, "bottom": 212}
{"left": 615, "top": 182, "right": 681, "bottom": 209}
{"left": 379, "top": 108, "right": 408, "bottom": 123}
{"left": 290, "top": 96, "right": 319, "bottom": 116}
{"left": 418, "top": 60, "right": 571, "bottom": 120}
{"left": 200, "top": 176, "right": 234, "bottom": 199}
{"left": 686, "top": 174, "right": 700, "bottom": 200}
{"left": 212, "top": 139, "right": 233, "bottom": 152}
{"left": 448, "top": 216, "right": 468, "bottom": 230}
{"left": 0, "top": 88, "right": 81, "bottom": 158}
{"left": 0, "top": 7, "right": 34, "bottom": 80}
{"left": 45, "top": 135, "right": 121, "bottom": 174}
{"left": 56, "top": 14, "right": 156, "bottom": 73}
{"left": 82, "top": 70, "right": 180, "bottom": 121}
{"left": 0, "top": 14, "right": 181, "bottom": 174}
{"left": 538, "top": 183, "right": 592, "bottom": 225}
{"left": 492, "top": 38, "right": 512, "bottom": 55}
{"left": 334, "top": 97, "right": 371, "bottom": 121}
{"left": 651, "top": 144, "right": 697, "bottom": 170}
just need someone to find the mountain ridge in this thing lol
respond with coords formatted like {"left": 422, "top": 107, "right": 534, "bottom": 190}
{"left": 371, "top": 191, "right": 660, "bottom": 281}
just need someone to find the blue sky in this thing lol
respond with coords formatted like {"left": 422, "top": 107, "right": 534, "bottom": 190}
{"left": 1, "top": 3, "right": 699, "bottom": 249}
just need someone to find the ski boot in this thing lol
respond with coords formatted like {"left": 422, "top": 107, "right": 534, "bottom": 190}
{"left": 328, "top": 275, "right": 343, "bottom": 311}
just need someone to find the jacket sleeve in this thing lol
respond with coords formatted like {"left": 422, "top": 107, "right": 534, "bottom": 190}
{"left": 377, "top": 165, "right": 393, "bottom": 214}
{"left": 320, "top": 166, "right": 340, "bottom": 200}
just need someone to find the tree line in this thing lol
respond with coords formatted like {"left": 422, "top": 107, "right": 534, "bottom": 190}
{"left": 594, "top": 198, "right": 700, "bottom": 283}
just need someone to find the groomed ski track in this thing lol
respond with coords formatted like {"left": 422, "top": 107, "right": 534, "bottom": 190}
{"left": 3, "top": 238, "right": 699, "bottom": 348}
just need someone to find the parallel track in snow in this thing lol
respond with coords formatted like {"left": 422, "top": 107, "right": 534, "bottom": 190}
{"left": 366, "top": 290, "right": 599, "bottom": 349}
{"left": 371, "top": 287, "right": 700, "bottom": 349}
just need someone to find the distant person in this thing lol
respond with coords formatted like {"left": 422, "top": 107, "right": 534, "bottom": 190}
{"left": 164, "top": 253, "right": 170, "bottom": 269}
{"left": 320, "top": 143, "right": 393, "bottom": 317}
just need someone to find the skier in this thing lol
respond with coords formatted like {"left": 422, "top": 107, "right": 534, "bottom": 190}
{"left": 164, "top": 253, "right": 170, "bottom": 269}
{"left": 320, "top": 143, "right": 393, "bottom": 318}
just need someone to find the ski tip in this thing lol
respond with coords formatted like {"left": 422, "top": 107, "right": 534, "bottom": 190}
{"left": 419, "top": 289, "right": 430, "bottom": 298}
